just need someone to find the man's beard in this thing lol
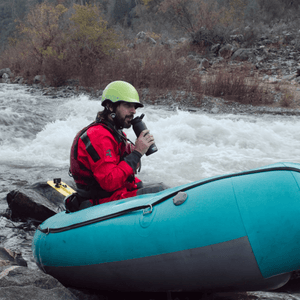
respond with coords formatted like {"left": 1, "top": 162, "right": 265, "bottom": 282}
{"left": 114, "top": 111, "right": 133, "bottom": 129}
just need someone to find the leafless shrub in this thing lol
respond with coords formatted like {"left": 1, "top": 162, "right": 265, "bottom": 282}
{"left": 191, "top": 66, "right": 273, "bottom": 106}
{"left": 93, "top": 43, "right": 197, "bottom": 91}
{"left": 280, "top": 90, "right": 295, "bottom": 108}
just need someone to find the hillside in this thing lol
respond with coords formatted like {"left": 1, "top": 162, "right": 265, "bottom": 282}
{"left": 1, "top": 0, "right": 299, "bottom": 52}
{"left": 0, "top": 0, "right": 300, "bottom": 110}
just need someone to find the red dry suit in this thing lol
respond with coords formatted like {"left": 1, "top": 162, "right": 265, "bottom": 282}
{"left": 70, "top": 119, "right": 142, "bottom": 205}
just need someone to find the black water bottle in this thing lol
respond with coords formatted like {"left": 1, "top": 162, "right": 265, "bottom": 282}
{"left": 131, "top": 114, "right": 158, "bottom": 156}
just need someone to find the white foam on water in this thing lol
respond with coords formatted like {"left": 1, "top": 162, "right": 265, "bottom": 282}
{"left": 125, "top": 108, "right": 300, "bottom": 187}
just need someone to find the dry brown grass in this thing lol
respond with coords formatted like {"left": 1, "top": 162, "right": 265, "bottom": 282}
{"left": 190, "top": 63, "right": 274, "bottom": 106}
{"left": 2, "top": 37, "right": 299, "bottom": 109}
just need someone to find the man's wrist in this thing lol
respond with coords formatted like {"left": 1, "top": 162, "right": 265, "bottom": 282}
{"left": 123, "top": 150, "right": 142, "bottom": 171}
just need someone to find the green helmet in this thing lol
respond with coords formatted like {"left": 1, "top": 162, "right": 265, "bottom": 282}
{"left": 101, "top": 81, "right": 144, "bottom": 108}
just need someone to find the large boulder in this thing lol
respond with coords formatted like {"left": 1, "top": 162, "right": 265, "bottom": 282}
{"left": 6, "top": 182, "right": 65, "bottom": 222}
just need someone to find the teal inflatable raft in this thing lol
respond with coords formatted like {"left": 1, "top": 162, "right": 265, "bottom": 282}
{"left": 32, "top": 162, "right": 300, "bottom": 292}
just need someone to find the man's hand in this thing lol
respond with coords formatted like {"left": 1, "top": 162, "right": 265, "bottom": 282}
{"left": 134, "top": 129, "right": 155, "bottom": 156}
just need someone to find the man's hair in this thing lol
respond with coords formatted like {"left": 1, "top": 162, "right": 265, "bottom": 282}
{"left": 96, "top": 102, "right": 121, "bottom": 122}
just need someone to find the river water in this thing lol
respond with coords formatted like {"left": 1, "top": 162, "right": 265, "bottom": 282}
{"left": 1, "top": 82, "right": 300, "bottom": 209}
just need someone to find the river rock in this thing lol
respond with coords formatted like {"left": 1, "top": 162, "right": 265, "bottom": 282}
{"left": 12, "top": 76, "right": 24, "bottom": 84}
{"left": 0, "top": 73, "right": 11, "bottom": 84}
{"left": 0, "top": 247, "right": 77, "bottom": 300}
{"left": 6, "top": 182, "right": 65, "bottom": 222}
{"left": 0, "top": 68, "right": 13, "bottom": 78}
{"left": 33, "top": 75, "right": 46, "bottom": 84}
{"left": 0, "top": 266, "right": 77, "bottom": 300}
{"left": 0, "top": 247, "right": 27, "bottom": 268}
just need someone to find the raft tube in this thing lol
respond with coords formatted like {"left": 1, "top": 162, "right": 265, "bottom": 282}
{"left": 32, "top": 162, "right": 300, "bottom": 292}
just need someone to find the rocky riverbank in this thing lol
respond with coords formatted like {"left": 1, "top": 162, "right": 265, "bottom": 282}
{"left": 6, "top": 79, "right": 300, "bottom": 118}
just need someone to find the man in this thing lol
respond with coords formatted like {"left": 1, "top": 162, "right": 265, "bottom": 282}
{"left": 67, "top": 81, "right": 166, "bottom": 212}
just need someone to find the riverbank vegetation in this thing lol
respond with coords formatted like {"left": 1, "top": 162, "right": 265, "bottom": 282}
{"left": 0, "top": 0, "right": 299, "bottom": 107}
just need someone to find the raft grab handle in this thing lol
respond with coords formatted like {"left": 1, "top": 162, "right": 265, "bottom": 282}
{"left": 143, "top": 204, "right": 153, "bottom": 215}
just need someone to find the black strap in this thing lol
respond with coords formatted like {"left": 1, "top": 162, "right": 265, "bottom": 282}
{"left": 73, "top": 122, "right": 96, "bottom": 160}
{"left": 38, "top": 166, "right": 300, "bottom": 234}
{"left": 76, "top": 183, "right": 114, "bottom": 200}
{"left": 80, "top": 131, "right": 100, "bottom": 163}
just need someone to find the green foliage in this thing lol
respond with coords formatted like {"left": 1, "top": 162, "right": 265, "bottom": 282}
{"left": 6, "top": 1, "right": 120, "bottom": 85}
{"left": 140, "top": 0, "right": 152, "bottom": 5}
{"left": 18, "top": 2, "right": 68, "bottom": 65}
{"left": 69, "top": 4, "right": 119, "bottom": 57}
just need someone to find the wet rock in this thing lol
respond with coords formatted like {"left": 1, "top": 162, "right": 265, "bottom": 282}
{"left": 12, "top": 76, "right": 24, "bottom": 84}
{"left": 0, "top": 247, "right": 68, "bottom": 300}
{"left": 0, "top": 68, "right": 13, "bottom": 78}
{"left": 6, "top": 182, "right": 65, "bottom": 222}
{"left": 0, "top": 266, "right": 78, "bottom": 300}
{"left": 0, "top": 247, "right": 27, "bottom": 267}
{"left": 33, "top": 75, "right": 46, "bottom": 84}
{"left": 0, "top": 73, "right": 11, "bottom": 84}
{"left": 211, "top": 106, "right": 220, "bottom": 114}
{"left": 0, "top": 216, "right": 38, "bottom": 270}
